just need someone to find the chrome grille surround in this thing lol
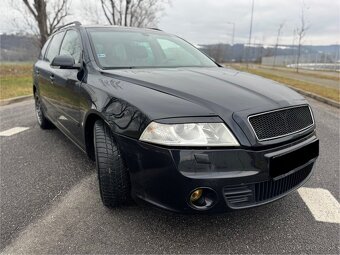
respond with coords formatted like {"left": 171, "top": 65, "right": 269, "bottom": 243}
{"left": 248, "top": 105, "right": 314, "bottom": 141}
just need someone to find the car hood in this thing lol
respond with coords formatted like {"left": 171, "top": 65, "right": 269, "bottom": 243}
{"left": 102, "top": 67, "right": 305, "bottom": 115}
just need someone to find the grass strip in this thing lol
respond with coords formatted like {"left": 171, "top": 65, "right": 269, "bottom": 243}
{"left": 232, "top": 65, "right": 340, "bottom": 103}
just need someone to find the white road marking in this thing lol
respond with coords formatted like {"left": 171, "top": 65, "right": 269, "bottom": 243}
{"left": 298, "top": 187, "right": 340, "bottom": 224}
{"left": 0, "top": 127, "right": 30, "bottom": 137}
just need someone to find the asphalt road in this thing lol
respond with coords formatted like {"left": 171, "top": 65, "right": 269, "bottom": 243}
{"left": 0, "top": 98, "right": 339, "bottom": 254}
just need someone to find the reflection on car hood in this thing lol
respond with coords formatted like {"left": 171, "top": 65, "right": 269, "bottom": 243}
{"left": 102, "top": 67, "right": 305, "bottom": 115}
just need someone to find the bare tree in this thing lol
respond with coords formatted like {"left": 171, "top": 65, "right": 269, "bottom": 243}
{"left": 83, "top": 1, "right": 104, "bottom": 24}
{"left": 273, "top": 22, "right": 284, "bottom": 68}
{"left": 100, "top": 0, "right": 168, "bottom": 27}
{"left": 296, "top": 2, "right": 310, "bottom": 72}
{"left": 291, "top": 28, "right": 297, "bottom": 64}
{"left": 20, "top": 0, "right": 70, "bottom": 48}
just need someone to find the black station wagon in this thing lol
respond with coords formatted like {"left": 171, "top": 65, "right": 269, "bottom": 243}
{"left": 33, "top": 22, "right": 319, "bottom": 213}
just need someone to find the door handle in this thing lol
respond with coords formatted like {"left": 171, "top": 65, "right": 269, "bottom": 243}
{"left": 49, "top": 74, "right": 55, "bottom": 84}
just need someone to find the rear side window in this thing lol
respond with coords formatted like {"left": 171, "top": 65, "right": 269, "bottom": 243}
{"left": 39, "top": 37, "right": 51, "bottom": 60}
{"left": 60, "top": 30, "right": 82, "bottom": 63}
{"left": 45, "top": 32, "right": 64, "bottom": 62}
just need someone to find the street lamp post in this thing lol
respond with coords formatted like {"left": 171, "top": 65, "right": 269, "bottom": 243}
{"left": 246, "top": 0, "right": 255, "bottom": 69}
{"left": 227, "top": 22, "right": 235, "bottom": 45}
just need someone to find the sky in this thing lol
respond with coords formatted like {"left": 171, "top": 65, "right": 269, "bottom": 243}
{"left": 158, "top": 0, "right": 340, "bottom": 45}
{"left": 1, "top": 0, "right": 339, "bottom": 46}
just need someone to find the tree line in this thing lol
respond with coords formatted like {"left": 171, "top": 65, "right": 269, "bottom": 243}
{"left": 19, "top": 0, "right": 168, "bottom": 48}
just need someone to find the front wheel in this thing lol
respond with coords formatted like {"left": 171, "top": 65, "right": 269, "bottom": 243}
{"left": 94, "top": 119, "right": 131, "bottom": 208}
{"left": 34, "top": 93, "right": 54, "bottom": 129}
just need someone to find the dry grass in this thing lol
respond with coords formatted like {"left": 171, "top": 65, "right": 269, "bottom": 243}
{"left": 0, "top": 63, "right": 33, "bottom": 100}
{"left": 1, "top": 62, "right": 339, "bottom": 103}
{"left": 258, "top": 65, "right": 339, "bottom": 81}
{"left": 231, "top": 65, "right": 340, "bottom": 103}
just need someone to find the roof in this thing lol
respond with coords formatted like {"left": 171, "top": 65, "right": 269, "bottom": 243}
{"left": 55, "top": 21, "right": 164, "bottom": 33}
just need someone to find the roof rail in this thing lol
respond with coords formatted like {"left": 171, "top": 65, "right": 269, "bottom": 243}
{"left": 147, "top": 27, "right": 163, "bottom": 31}
{"left": 54, "top": 21, "right": 82, "bottom": 33}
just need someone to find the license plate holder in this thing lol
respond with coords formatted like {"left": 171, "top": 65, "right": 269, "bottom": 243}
{"left": 269, "top": 139, "right": 319, "bottom": 178}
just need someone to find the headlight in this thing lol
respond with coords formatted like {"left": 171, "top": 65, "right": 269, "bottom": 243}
{"left": 139, "top": 122, "right": 239, "bottom": 146}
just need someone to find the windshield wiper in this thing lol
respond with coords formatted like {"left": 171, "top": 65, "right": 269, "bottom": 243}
{"left": 102, "top": 66, "right": 138, "bottom": 70}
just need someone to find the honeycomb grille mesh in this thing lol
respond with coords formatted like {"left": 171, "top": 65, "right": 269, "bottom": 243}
{"left": 249, "top": 106, "right": 314, "bottom": 141}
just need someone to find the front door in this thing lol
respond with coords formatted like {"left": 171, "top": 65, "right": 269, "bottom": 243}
{"left": 50, "top": 29, "right": 84, "bottom": 145}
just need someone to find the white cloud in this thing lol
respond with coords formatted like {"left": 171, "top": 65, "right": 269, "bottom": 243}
{"left": 0, "top": 0, "right": 339, "bottom": 45}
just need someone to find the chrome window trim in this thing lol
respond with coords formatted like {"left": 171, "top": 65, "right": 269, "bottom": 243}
{"left": 247, "top": 105, "right": 315, "bottom": 142}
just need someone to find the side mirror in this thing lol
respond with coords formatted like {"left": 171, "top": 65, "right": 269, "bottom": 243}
{"left": 51, "top": 55, "right": 79, "bottom": 69}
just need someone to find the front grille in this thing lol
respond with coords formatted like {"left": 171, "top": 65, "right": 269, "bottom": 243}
{"left": 248, "top": 105, "right": 314, "bottom": 141}
{"left": 224, "top": 163, "right": 313, "bottom": 208}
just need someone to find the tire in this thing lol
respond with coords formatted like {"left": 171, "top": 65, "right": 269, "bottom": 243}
{"left": 94, "top": 119, "right": 131, "bottom": 208}
{"left": 34, "top": 92, "right": 54, "bottom": 129}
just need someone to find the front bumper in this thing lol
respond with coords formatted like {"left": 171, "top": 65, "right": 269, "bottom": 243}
{"left": 116, "top": 132, "right": 319, "bottom": 213}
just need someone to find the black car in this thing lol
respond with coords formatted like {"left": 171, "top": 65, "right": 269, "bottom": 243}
{"left": 33, "top": 22, "right": 319, "bottom": 213}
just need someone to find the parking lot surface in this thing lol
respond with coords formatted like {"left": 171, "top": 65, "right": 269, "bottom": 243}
{"left": 0, "top": 98, "right": 339, "bottom": 254}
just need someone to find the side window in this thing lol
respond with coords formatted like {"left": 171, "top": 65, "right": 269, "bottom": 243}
{"left": 60, "top": 30, "right": 82, "bottom": 63}
{"left": 45, "top": 32, "right": 65, "bottom": 62}
{"left": 39, "top": 37, "right": 51, "bottom": 60}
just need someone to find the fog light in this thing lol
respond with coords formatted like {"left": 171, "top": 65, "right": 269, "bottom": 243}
{"left": 188, "top": 187, "right": 217, "bottom": 210}
{"left": 190, "top": 189, "right": 203, "bottom": 202}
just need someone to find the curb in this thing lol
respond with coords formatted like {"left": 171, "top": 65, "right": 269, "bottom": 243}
{"left": 286, "top": 86, "right": 340, "bottom": 109}
{"left": 0, "top": 95, "right": 33, "bottom": 106}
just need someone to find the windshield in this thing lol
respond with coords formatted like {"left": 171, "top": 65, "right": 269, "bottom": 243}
{"left": 87, "top": 29, "right": 217, "bottom": 69}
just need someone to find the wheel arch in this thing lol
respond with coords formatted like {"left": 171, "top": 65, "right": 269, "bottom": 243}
{"left": 33, "top": 76, "right": 40, "bottom": 95}
{"left": 84, "top": 111, "right": 105, "bottom": 161}
{"left": 84, "top": 110, "right": 120, "bottom": 161}
{"left": 83, "top": 110, "right": 132, "bottom": 170}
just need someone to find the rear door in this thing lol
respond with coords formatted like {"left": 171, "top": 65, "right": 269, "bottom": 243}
{"left": 37, "top": 31, "right": 65, "bottom": 121}
{"left": 34, "top": 36, "right": 50, "bottom": 110}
